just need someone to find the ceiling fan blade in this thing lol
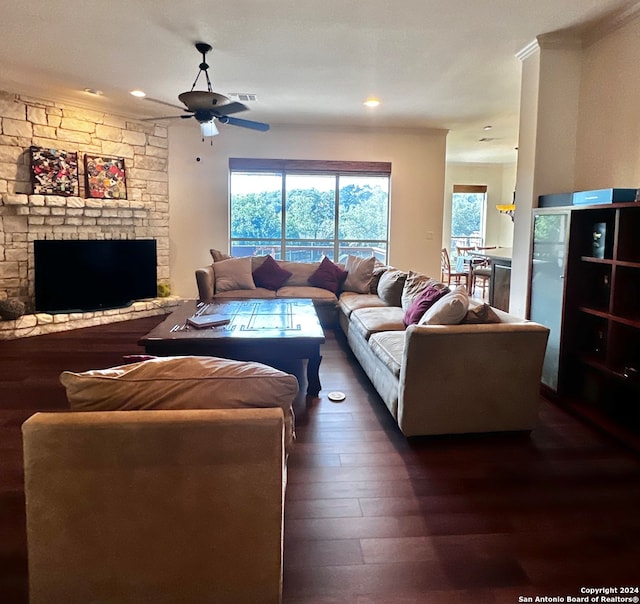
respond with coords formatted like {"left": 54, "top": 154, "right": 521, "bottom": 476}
{"left": 218, "top": 115, "right": 270, "bottom": 132}
{"left": 144, "top": 97, "right": 187, "bottom": 112}
{"left": 140, "top": 114, "right": 194, "bottom": 121}
{"left": 211, "top": 101, "right": 248, "bottom": 116}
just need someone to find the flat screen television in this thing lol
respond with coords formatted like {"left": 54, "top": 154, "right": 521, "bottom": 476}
{"left": 34, "top": 239, "right": 157, "bottom": 313}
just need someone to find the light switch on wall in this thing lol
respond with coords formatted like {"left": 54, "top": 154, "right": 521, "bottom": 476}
{"left": 425, "top": 231, "right": 434, "bottom": 240}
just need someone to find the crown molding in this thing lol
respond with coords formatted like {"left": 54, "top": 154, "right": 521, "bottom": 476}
{"left": 515, "top": 39, "right": 540, "bottom": 62}
{"left": 517, "top": 2, "right": 640, "bottom": 60}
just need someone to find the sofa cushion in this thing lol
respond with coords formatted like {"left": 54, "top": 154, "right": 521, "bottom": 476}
{"left": 350, "top": 306, "right": 406, "bottom": 340}
{"left": 403, "top": 283, "right": 450, "bottom": 326}
{"left": 278, "top": 261, "right": 320, "bottom": 287}
{"left": 215, "top": 288, "right": 276, "bottom": 299}
{"left": 419, "top": 285, "right": 469, "bottom": 325}
{"left": 368, "top": 331, "right": 405, "bottom": 378}
{"left": 210, "top": 248, "right": 232, "bottom": 262}
{"left": 60, "top": 355, "right": 298, "bottom": 450}
{"left": 401, "top": 271, "right": 443, "bottom": 311}
{"left": 214, "top": 257, "right": 256, "bottom": 293}
{"left": 338, "top": 292, "right": 388, "bottom": 318}
{"left": 343, "top": 255, "right": 376, "bottom": 294}
{"left": 252, "top": 255, "right": 293, "bottom": 290}
{"left": 308, "top": 256, "right": 348, "bottom": 293}
{"left": 377, "top": 269, "right": 407, "bottom": 307}
{"left": 276, "top": 285, "right": 337, "bottom": 301}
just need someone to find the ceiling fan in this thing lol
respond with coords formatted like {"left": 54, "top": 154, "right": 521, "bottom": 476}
{"left": 145, "top": 42, "right": 270, "bottom": 136}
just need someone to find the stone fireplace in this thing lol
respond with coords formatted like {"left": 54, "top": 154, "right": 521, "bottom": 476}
{"left": 0, "top": 90, "right": 177, "bottom": 337}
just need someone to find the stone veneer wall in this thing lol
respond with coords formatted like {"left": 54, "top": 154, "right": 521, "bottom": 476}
{"left": 0, "top": 89, "right": 170, "bottom": 312}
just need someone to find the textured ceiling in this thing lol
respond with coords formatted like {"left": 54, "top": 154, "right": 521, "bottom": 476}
{"left": 0, "top": 0, "right": 637, "bottom": 162}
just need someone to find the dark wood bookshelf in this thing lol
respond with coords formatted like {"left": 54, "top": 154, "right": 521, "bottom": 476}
{"left": 530, "top": 201, "right": 640, "bottom": 452}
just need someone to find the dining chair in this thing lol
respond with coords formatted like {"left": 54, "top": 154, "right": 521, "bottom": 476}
{"left": 455, "top": 245, "right": 475, "bottom": 276}
{"left": 456, "top": 246, "right": 475, "bottom": 255}
{"left": 470, "top": 246, "right": 495, "bottom": 299}
{"left": 471, "top": 264, "right": 491, "bottom": 299}
{"left": 441, "top": 248, "right": 468, "bottom": 288}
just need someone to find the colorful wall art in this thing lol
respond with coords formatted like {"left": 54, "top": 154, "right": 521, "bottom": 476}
{"left": 84, "top": 155, "right": 127, "bottom": 199}
{"left": 30, "top": 146, "right": 79, "bottom": 196}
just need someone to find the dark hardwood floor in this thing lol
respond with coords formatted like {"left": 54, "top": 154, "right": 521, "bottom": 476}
{"left": 1, "top": 316, "right": 639, "bottom": 603}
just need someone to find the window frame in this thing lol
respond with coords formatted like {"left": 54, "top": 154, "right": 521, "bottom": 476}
{"left": 229, "top": 158, "right": 391, "bottom": 263}
{"left": 450, "top": 184, "right": 488, "bottom": 252}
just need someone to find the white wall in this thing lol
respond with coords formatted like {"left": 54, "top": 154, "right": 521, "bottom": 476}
{"left": 443, "top": 162, "right": 516, "bottom": 250}
{"left": 575, "top": 15, "right": 640, "bottom": 189}
{"left": 168, "top": 123, "right": 447, "bottom": 297}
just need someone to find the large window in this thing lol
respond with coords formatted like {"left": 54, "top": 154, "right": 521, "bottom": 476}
{"left": 229, "top": 159, "right": 390, "bottom": 263}
{"left": 450, "top": 184, "right": 487, "bottom": 252}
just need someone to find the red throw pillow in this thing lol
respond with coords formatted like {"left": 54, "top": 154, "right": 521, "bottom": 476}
{"left": 403, "top": 283, "right": 450, "bottom": 325}
{"left": 251, "top": 254, "right": 292, "bottom": 290}
{"left": 308, "top": 257, "right": 348, "bottom": 293}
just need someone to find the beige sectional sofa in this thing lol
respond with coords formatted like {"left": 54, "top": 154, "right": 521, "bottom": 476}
{"left": 195, "top": 252, "right": 550, "bottom": 438}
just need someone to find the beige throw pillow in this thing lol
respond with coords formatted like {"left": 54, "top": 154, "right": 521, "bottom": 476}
{"left": 60, "top": 356, "right": 299, "bottom": 450}
{"left": 343, "top": 255, "right": 376, "bottom": 294}
{"left": 214, "top": 256, "right": 256, "bottom": 293}
{"left": 418, "top": 285, "right": 470, "bottom": 325}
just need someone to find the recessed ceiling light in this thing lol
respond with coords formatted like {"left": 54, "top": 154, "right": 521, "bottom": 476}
{"left": 483, "top": 125, "right": 493, "bottom": 131}
{"left": 364, "top": 98, "right": 380, "bottom": 108}
{"left": 130, "top": 90, "right": 146, "bottom": 98}
{"left": 83, "top": 88, "right": 103, "bottom": 96}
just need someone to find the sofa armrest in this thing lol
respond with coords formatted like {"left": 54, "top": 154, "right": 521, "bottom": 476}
{"left": 23, "top": 408, "right": 285, "bottom": 604}
{"left": 195, "top": 264, "right": 215, "bottom": 302}
{"left": 397, "top": 322, "right": 550, "bottom": 436}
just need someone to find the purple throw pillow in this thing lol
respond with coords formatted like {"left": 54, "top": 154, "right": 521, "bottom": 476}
{"left": 403, "top": 283, "right": 450, "bottom": 325}
{"left": 308, "top": 257, "right": 348, "bottom": 293}
{"left": 251, "top": 255, "right": 292, "bottom": 290}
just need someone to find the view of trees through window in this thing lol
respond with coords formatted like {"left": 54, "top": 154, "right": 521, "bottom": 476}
{"left": 450, "top": 186, "right": 487, "bottom": 252}
{"left": 230, "top": 166, "right": 390, "bottom": 263}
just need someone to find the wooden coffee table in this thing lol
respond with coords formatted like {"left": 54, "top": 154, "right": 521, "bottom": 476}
{"left": 139, "top": 298, "right": 326, "bottom": 396}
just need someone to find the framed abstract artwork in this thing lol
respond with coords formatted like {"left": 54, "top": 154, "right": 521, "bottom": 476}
{"left": 30, "top": 146, "right": 79, "bottom": 196}
{"left": 84, "top": 155, "right": 127, "bottom": 199}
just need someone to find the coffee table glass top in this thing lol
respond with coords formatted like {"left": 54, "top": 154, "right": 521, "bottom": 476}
{"left": 145, "top": 298, "right": 325, "bottom": 342}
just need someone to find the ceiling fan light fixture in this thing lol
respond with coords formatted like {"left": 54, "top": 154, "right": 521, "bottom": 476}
{"left": 200, "top": 120, "right": 219, "bottom": 137}
{"left": 142, "top": 42, "right": 269, "bottom": 135}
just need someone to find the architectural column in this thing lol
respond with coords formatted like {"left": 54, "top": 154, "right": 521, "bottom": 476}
{"left": 509, "top": 37, "right": 582, "bottom": 317}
